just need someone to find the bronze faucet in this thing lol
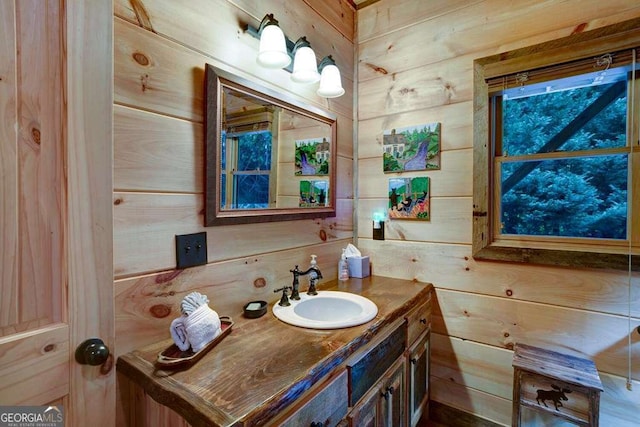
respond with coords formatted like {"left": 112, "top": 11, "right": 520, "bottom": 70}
{"left": 289, "top": 264, "right": 323, "bottom": 299}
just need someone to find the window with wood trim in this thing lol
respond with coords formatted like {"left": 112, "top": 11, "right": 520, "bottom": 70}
{"left": 221, "top": 129, "right": 274, "bottom": 209}
{"left": 473, "top": 19, "right": 640, "bottom": 270}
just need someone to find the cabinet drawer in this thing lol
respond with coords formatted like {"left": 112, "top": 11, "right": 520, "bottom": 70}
{"left": 518, "top": 372, "right": 592, "bottom": 425}
{"left": 405, "top": 296, "right": 431, "bottom": 345}
{"left": 347, "top": 319, "right": 406, "bottom": 406}
{"left": 277, "top": 370, "right": 348, "bottom": 427}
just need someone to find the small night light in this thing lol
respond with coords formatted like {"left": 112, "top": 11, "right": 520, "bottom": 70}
{"left": 372, "top": 212, "right": 385, "bottom": 240}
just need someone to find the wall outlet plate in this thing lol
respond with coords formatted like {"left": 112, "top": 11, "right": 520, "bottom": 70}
{"left": 175, "top": 232, "right": 207, "bottom": 269}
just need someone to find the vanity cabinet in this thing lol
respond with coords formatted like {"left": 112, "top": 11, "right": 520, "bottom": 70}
{"left": 405, "top": 294, "right": 431, "bottom": 427}
{"left": 116, "top": 278, "right": 432, "bottom": 427}
{"left": 405, "top": 297, "right": 431, "bottom": 345}
{"left": 269, "top": 370, "right": 348, "bottom": 427}
{"left": 408, "top": 330, "right": 430, "bottom": 426}
{"left": 346, "top": 318, "right": 407, "bottom": 427}
{"left": 349, "top": 356, "right": 406, "bottom": 427}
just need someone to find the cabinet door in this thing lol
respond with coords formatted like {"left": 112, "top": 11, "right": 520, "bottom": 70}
{"left": 273, "top": 370, "right": 348, "bottom": 427}
{"left": 348, "top": 383, "right": 380, "bottom": 427}
{"left": 379, "top": 357, "right": 406, "bottom": 427}
{"left": 349, "top": 356, "right": 406, "bottom": 427}
{"left": 408, "top": 330, "right": 430, "bottom": 427}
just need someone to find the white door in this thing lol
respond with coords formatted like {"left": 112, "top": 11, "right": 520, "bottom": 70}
{"left": 0, "top": 1, "right": 114, "bottom": 425}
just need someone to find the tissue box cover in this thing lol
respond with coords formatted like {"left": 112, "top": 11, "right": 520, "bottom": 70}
{"left": 347, "top": 256, "right": 370, "bottom": 278}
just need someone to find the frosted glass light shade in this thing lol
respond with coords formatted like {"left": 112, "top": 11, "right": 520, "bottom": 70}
{"left": 257, "top": 24, "right": 291, "bottom": 69}
{"left": 291, "top": 46, "right": 320, "bottom": 84}
{"left": 317, "top": 64, "right": 345, "bottom": 98}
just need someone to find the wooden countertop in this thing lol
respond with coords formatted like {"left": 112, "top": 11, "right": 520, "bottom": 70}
{"left": 117, "top": 276, "right": 432, "bottom": 427}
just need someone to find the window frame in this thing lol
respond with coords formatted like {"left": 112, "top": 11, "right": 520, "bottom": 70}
{"left": 223, "top": 130, "right": 276, "bottom": 209}
{"left": 473, "top": 18, "right": 640, "bottom": 270}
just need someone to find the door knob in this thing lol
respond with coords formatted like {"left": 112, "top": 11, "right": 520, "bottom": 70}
{"left": 75, "top": 338, "right": 110, "bottom": 366}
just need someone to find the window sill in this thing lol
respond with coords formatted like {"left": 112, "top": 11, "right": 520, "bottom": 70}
{"left": 473, "top": 244, "right": 640, "bottom": 271}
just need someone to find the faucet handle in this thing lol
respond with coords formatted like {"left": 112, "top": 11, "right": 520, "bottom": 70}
{"left": 274, "top": 286, "right": 292, "bottom": 307}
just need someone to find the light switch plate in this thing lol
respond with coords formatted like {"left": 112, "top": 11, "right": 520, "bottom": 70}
{"left": 175, "top": 232, "right": 207, "bottom": 269}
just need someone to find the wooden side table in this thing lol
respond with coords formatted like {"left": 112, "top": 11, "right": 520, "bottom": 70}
{"left": 512, "top": 343, "right": 603, "bottom": 426}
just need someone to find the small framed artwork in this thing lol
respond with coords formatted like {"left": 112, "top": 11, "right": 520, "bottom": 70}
{"left": 295, "top": 138, "right": 330, "bottom": 175}
{"left": 383, "top": 123, "right": 441, "bottom": 173}
{"left": 388, "top": 177, "right": 430, "bottom": 220}
{"left": 299, "top": 180, "right": 329, "bottom": 207}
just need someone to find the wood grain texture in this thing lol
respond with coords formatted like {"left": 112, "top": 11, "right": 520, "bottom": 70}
{"left": 114, "top": 0, "right": 354, "bottom": 119}
{"left": 357, "top": 0, "right": 479, "bottom": 42}
{"left": 117, "top": 277, "right": 431, "bottom": 426}
{"left": 358, "top": 240, "right": 640, "bottom": 318}
{"left": 1, "top": 2, "right": 115, "bottom": 423}
{"left": 431, "top": 333, "right": 514, "bottom": 400}
{"left": 0, "top": 0, "right": 18, "bottom": 329}
{"left": 301, "top": 0, "right": 355, "bottom": 41}
{"left": 357, "top": 197, "right": 473, "bottom": 244}
{"left": 230, "top": 0, "right": 355, "bottom": 76}
{"left": 0, "top": 324, "right": 69, "bottom": 405}
{"left": 114, "top": 105, "right": 204, "bottom": 193}
{"left": 348, "top": 318, "right": 406, "bottom": 405}
{"left": 428, "top": 400, "right": 502, "bottom": 427}
{"left": 114, "top": 240, "right": 348, "bottom": 356}
{"left": 431, "top": 333, "right": 640, "bottom": 427}
{"left": 358, "top": 149, "right": 472, "bottom": 198}
{"left": 358, "top": 0, "right": 640, "bottom": 82}
{"left": 357, "top": 101, "right": 472, "bottom": 159}
{"left": 513, "top": 343, "right": 602, "bottom": 391}
{"left": 16, "top": 0, "right": 62, "bottom": 329}
{"left": 114, "top": 18, "right": 206, "bottom": 122}
{"left": 357, "top": 1, "right": 640, "bottom": 424}
{"left": 112, "top": 0, "right": 355, "bottom": 279}
{"left": 0, "top": 0, "right": 68, "bottom": 408}
{"left": 113, "top": 192, "right": 352, "bottom": 278}
{"left": 271, "top": 370, "right": 349, "bottom": 427}
{"left": 358, "top": 53, "right": 473, "bottom": 120}
{"left": 432, "top": 288, "right": 640, "bottom": 378}
{"left": 431, "top": 375, "right": 512, "bottom": 426}
{"left": 66, "top": 0, "right": 116, "bottom": 424}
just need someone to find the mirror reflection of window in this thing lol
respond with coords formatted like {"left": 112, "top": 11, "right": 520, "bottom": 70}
{"left": 222, "top": 129, "right": 273, "bottom": 209}
{"left": 205, "top": 64, "right": 337, "bottom": 225}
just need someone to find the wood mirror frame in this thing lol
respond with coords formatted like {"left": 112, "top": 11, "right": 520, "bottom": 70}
{"left": 204, "top": 64, "right": 337, "bottom": 226}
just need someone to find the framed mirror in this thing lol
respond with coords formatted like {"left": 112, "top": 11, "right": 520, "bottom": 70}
{"left": 204, "top": 64, "right": 337, "bottom": 226}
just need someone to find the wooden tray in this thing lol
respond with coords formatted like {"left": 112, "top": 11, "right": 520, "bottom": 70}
{"left": 156, "top": 316, "right": 233, "bottom": 369}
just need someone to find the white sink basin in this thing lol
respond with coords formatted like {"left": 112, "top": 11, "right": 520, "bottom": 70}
{"left": 272, "top": 291, "right": 378, "bottom": 329}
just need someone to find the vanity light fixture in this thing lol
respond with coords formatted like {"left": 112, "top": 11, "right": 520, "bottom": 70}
{"left": 255, "top": 14, "right": 291, "bottom": 69}
{"left": 245, "top": 14, "right": 344, "bottom": 98}
{"left": 317, "top": 55, "right": 345, "bottom": 98}
{"left": 291, "top": 37, "right": 320, "bottom": 84}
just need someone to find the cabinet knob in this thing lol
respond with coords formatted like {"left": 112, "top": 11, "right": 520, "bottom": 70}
{"left": 420, "top": 318, "right": 427, "bottom": 324}
{"left": 381, "top": 385, "right": 394, "bottom": 400}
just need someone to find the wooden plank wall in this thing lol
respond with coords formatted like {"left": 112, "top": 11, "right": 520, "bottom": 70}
{"left": 113, "top": 0, "right": 355, "bottom": 358}
{"left": 355, "top": 0, "right": 640, "bottom": 425}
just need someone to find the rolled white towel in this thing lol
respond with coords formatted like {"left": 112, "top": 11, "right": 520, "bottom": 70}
{"left": 170, "top": 304, "right": 222, "bottom": 352}
{"left": 170, "top": 317, "right": 190, "bottom": 351}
